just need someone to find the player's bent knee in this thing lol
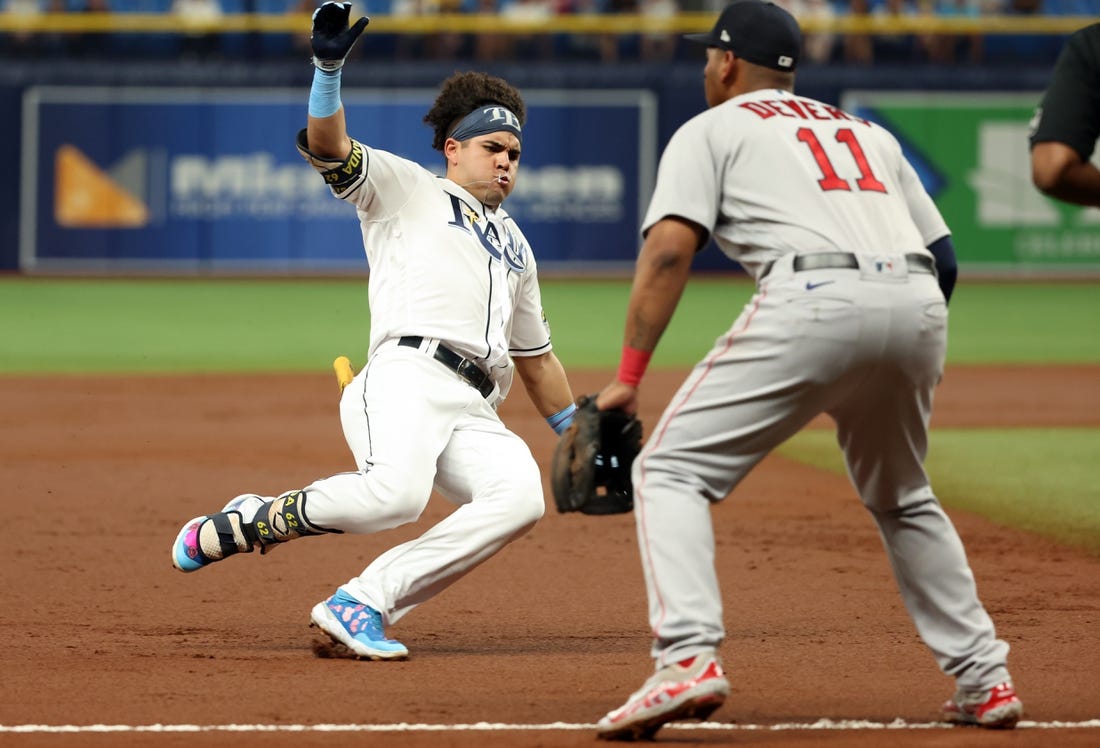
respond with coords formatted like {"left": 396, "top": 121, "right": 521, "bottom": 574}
{"left": 521, "top": 490, "right": 546, "bottom": 525}
{"left": 503, "top": 478, "right": 545, "bottom": 529}
{"left": 376, "top": 491, "right": 431, "bottom": 527}
{"left": 358, "top": 467, "right": 434, "bottom": 526}
{"left": 503, "top": 502, "right": 542, "bottom": 540}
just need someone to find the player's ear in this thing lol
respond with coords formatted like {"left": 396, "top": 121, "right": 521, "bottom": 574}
{"left": 721, "top": 50, "right": 738, "bottom": 83}
{"left": 444, "top": 137, "right": 461, "bottom": 166}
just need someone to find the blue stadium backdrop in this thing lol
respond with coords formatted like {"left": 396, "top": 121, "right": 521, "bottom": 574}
{"left": 21, "top": 86, "right": 658, "bottom": 273}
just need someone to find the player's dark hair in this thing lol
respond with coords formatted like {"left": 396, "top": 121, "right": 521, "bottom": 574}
{"left": 424, "top": 71, "right": 527, "bottom": 152}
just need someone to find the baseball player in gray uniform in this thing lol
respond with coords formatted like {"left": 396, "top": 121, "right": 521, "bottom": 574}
{"left": 170, "top": 2, "right": 577, "bottom": 660}
{"left": 593, "top": 0, "right": 1023, "bottom": 739}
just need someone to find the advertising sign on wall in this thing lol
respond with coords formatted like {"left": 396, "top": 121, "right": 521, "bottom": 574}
{"left": 841, "top": 91, "right": 1100, "bottom": 273}
{"left": 21, "top": 86, "right": 657, "bottom": 272}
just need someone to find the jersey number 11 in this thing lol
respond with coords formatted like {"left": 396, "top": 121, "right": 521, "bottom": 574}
{"left": 797, "top": 127, "right": 888, "bottom": 194}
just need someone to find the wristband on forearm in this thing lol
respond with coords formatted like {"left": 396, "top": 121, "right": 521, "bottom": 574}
{"left": 616, "top": 346, "right": 652, "bottom": 387}
{"left": 547, "top": 402, "right": 577, "bottom": 435}
{"left": 308, "top": 67, "right": 342, "bottom": 118}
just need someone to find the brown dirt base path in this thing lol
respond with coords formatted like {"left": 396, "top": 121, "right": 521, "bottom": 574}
{"left": 2, "top": 365, "right": 1098, "bottom": 748}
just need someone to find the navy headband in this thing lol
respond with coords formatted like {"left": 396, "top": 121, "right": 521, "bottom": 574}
{"left": 449, "top": 105, "right": 523, "bottom": 143}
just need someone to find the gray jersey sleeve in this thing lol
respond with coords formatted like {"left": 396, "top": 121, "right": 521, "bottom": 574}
{"left": 885, "top": 126, "right": 951, "bottom": 246}
{"left": 641, "top": 117, "right": 719, "bottom": 240}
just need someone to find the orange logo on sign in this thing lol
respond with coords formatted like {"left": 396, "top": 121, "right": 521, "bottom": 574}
{"left": 54, "top": 144, "right": 149, "bottom": 228}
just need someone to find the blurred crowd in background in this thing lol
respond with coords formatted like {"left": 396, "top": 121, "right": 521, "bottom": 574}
{"left": 0, "top": 0, "right": 1095, "bottom": 65}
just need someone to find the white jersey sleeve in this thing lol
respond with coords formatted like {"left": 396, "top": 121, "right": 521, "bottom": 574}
{"left": 342, "top": 145, "right": 440, "bottom": 218}
{"left": 504, "top": 223, "right": 553, "bottom": 358}
{"left": 295, "top": 129, "right": 431, "bottom": 218}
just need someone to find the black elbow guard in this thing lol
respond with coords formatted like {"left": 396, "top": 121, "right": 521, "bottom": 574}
{"left": 295, "top": 128, "right": 367, "bottom": 197}
{"left": 927, "top": 235, "right": 957, "bottom": 304}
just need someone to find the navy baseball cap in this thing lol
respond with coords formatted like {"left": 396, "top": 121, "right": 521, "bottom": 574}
{"left": 684, "top": 0, "right": 802, "bottom": 72}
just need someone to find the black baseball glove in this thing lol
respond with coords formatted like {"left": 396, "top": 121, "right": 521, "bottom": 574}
{"left": 551, "top": 395, "right": 643, "bottom": 515}
{"left": 311, "top": 1, "right": 369, "bottom": 71}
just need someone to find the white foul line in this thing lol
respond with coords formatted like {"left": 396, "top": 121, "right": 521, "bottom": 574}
{"left": 1, "top": 719, "right": 1099, "bottom": 733}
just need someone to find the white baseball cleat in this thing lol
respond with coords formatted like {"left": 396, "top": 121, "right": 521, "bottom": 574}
{"left": 597, "top": 652, "right": 729, "bottom": 741}
{"left": 942, "top": 680, "right": 1023, "bottom": 729}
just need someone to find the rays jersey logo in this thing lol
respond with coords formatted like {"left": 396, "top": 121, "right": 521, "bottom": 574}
{"left": 446, "top": 193, "right": 528, "bottom": 272}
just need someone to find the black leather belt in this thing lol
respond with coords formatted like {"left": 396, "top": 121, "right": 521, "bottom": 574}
{"left": 760, "top": 252, "right": 936, "bottom": 279}
{"left": 398, "top": 336, "right": 494, "bottom": 399}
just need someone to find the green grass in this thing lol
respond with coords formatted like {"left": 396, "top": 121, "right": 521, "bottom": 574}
{"left": 777, "top": 428, "right": 1100, "bottom": 555}
{"left": 944, "top": 282, "right": 1100, "bottom": 364}
{"left": 2, "top": 278, "right": 371, "bottom": 374}
{"left": 539, "top": 279, "right": 753, "bottom": 370}
{"left": 2, "top": 277, "right": 1096, "bottom": 374}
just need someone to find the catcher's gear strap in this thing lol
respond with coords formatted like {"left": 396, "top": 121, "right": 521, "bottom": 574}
{"left": 250, "top": 490, "right": 340, "bottom": 550}
{"left": 295, "top": 128, "right": 368, "bottom": 198}
{"left": 209, "top": 512, "right": 251, "bottom": 556}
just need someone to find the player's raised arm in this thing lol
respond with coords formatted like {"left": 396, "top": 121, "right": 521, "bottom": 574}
{"left": 305, "top": 1, "right": 369, "bottom": 159}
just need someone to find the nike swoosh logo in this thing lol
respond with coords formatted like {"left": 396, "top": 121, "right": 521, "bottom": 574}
{"left": 805, "top": 280, "right": 836, "bottom": 291}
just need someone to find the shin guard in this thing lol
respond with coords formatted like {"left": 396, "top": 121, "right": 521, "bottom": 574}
{"left": 248, "top": 489, "right": 336, "bottom": 551}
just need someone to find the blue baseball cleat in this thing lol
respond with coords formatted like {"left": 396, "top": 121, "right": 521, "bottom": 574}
{"left": 309, "top": 590, "right": 409, "bottom": 660}
{"left": 172, "top": 515, "right": 213, "bottom": 572}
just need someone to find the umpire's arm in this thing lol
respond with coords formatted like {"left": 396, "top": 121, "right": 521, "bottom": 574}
{"left": 1031, "top": 142, "right": 1100, "bottom": 207}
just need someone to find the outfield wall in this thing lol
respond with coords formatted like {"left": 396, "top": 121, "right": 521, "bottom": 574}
{"left": 20, "top": 86, "right": 657, "bottom": 274}
{"left": 2, "top": 60, "right": 1097, "bottom": 276}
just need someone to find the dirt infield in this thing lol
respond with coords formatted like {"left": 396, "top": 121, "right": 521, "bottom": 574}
{"left": 2, "top": 365, "right": 1098, "bottom": 747}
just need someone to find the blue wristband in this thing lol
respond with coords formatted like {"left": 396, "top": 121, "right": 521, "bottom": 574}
{"left": 547, "top": 402, "right": 577, "bottom": 435}
{"left": 308, "top": 67, "right": 343, "bottom": 119}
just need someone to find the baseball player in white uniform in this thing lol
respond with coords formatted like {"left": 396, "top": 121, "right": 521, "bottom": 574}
{"left": 170, "top": 3, "right": 577, "bottom": 661}
{"left": 593, "top": 0, "right": 1023, "bottom": 739}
